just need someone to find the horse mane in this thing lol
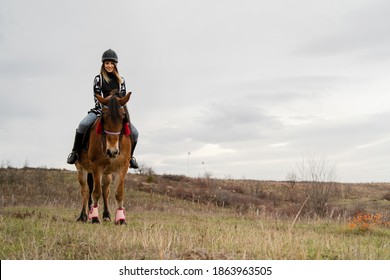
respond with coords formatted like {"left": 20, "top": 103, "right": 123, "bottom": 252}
{"left": 107, "top": 94, "right": 122, "bottom": 124}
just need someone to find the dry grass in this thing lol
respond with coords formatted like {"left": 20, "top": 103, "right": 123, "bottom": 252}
{"left": 0, "top": 167, "right": 389, "bottom": 260}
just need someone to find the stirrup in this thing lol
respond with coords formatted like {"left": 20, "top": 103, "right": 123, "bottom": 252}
{"left": 67, "top": 151, "right": 79, "bottom": 164}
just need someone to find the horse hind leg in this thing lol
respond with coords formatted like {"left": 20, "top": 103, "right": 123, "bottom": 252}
{"left": 102, "top": 174, "right": 112, "bottom": 221}
{"left": 77, "top": 170, "right": 89, "bottom": 222}
{"left": 77, "top": 209, "right": 88, "bottom": 222}
{"left": 87, "top": 173, "right": 93, "bottom": 209}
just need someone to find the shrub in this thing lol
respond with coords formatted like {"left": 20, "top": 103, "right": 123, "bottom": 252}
{"left": 294, "top": 156, "right": 338, "bottom": 217}
{"left": 161, "top": 174, "right": 188, "bottom": 182}
{"left": 349, "top": 213, "right": 383, "bottom": 232}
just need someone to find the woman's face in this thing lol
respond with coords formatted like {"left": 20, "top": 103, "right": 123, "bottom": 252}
{"left": 104, "top": 61, "right": 115, "bottom": 73}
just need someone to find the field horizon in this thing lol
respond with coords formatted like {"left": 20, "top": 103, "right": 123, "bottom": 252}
{"left": 0, "top": 167, "right": 389, "bottom": 260}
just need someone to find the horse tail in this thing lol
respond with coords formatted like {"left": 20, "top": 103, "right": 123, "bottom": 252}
{"left": 87, "top": 173, "right": 93, "bottom": 209}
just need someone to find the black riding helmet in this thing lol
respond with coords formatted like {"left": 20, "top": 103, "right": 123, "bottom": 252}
{"left": 102, "top": 49, "right": 118, "bottom": 63}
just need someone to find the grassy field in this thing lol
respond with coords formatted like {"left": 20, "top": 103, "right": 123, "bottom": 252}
{"left": 0, "top": 167, "right": 389, "bottom": 260}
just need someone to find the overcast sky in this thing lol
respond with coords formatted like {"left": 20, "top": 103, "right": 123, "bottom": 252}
{"left": 1, "top": 0, "right": 390, "bottom": 182}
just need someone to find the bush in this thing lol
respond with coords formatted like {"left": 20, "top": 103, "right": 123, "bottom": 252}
{"left": 349, "top": 213, "right": 383, "bottom": 232}
{"left": 294, "top": 156, "right": 338, "bottom": 217}
{"left": 161, "top": 174, "right": 188, "bottom": 182}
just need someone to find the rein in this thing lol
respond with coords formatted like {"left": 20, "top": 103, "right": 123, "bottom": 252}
{"left": 100, "top": 109, "right": 125, "bottom": 157}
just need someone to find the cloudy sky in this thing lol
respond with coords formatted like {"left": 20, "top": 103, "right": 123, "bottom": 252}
{"left": 1, "top": 0, "right": 390, "bottom": 182}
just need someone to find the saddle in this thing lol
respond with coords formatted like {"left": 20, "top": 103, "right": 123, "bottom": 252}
{"left": 80, "top": 118, "right": 99, "bottom": 152}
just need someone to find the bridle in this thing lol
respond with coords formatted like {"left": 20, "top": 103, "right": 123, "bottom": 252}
{"left": 104, "top": 130, "right": 122, "bottom": 135}
{"left": 101, "top": 104, "right": 125, "bottom": 135}
{"left": 100, "top": 104, "right": 125, "bottom": 156}
{"left": 94, "top": 91, "right": 131, "bottom": 158}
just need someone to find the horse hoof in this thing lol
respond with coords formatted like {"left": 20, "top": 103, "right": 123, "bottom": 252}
{"left": 91, "top": 217, "right": 100, "bottom": 224}
{"left": 103, "top": 212, "right": 111, "bottom": 222}
{"left": 77, "top": 214, "right": 88, "bottom": 222}
{"left": 115, "top": 219, "right": 126, "bottom": 225}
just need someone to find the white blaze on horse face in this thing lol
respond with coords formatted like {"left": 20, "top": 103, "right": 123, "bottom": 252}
{"left": 106, "top": 135, "right": 120, "bottom": 158}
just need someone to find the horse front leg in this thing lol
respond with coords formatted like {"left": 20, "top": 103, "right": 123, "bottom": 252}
{"left": 76, "top": 169, "right": 89, "bottom": 222}
{"left": 89, "top": 169, "right": 103, "bottom": 224}
{"left": 102, "top": 174, "right": 112, "bottom": 221}
{"left": 114, "top": 168, "right": 127, "bottom": 225}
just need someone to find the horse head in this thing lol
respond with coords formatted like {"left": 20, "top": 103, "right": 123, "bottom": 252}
{"left": 95, "top": 91, "right": 131, "bottom": 158}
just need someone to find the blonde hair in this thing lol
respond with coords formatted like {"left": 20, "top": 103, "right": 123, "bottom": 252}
{"left": 101, "top": 63, "right": 123, "bottom": 85}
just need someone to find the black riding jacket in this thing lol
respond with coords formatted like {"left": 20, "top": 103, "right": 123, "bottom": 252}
{"left": 89, "top": 73, "right": 126, "bottom": 116}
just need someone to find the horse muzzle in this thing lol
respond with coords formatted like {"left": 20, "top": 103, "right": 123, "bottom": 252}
{"left": 106, "top": 148, "right": 120, "bottom": 158}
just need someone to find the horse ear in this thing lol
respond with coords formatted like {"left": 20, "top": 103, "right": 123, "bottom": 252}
{"left": 118, "top": 92, "right": 131, "bottom": 106}
{"left": 95, "top": 94, "right": 110, "bottom": 105}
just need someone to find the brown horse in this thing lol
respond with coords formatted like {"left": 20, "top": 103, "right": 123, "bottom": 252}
{"left": 75, "top": 91, "right": 132, "bottom": 225}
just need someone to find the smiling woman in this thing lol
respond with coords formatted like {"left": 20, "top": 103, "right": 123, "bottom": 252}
{"left": 66, "top": 49, "right": 139, "bottom": 170}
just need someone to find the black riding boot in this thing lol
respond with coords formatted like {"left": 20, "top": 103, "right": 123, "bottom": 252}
{"left": 67, "top": 130, "right": 84, "bottom": 164}
{"left": 130, "top": 141, "right": 139, "bottom": 169}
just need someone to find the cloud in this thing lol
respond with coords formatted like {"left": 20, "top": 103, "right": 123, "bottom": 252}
{"left": 0, "top": 0, "right": 389, "bottom": 182}
{"left": 354, "top": 134, "right": 390, "bottom": 150}
{"left": 269, "top": 142, "right": 288, "bottom": 148}
{"left": 195, "top": 101, "right": 283, "bottom": 142}
{"left": 297, "top": 1, "right": 390, "bottom": 59}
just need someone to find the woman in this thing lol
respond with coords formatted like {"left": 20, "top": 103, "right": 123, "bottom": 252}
{"left": 67, "top": 49, "right": 139, "bottom": 169}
